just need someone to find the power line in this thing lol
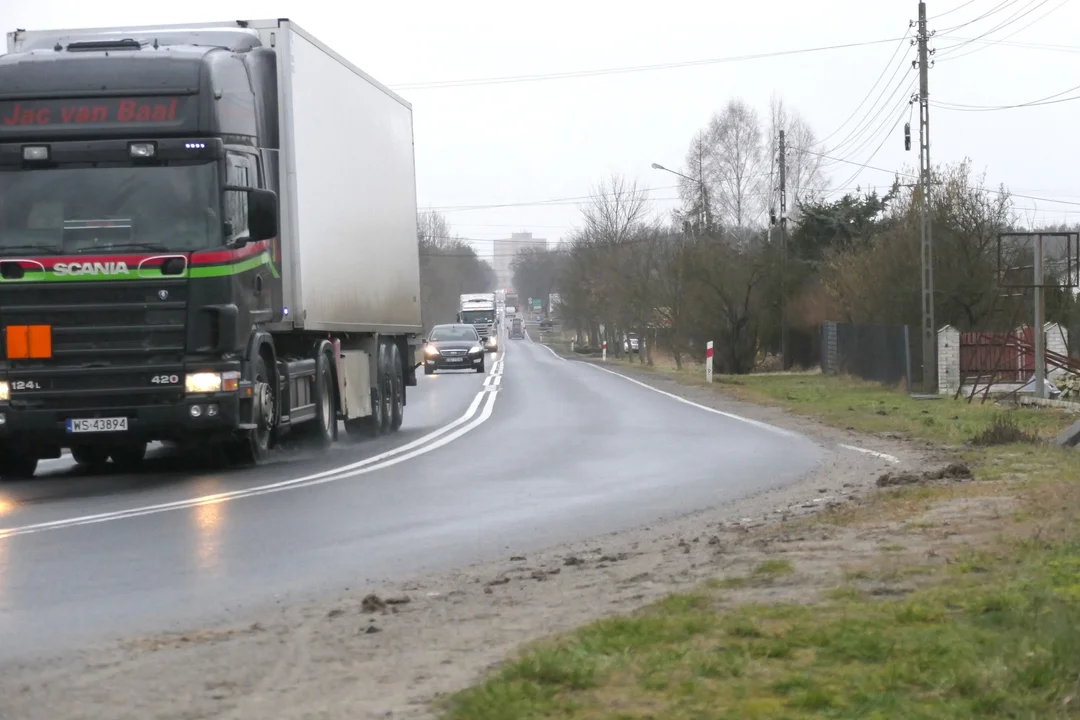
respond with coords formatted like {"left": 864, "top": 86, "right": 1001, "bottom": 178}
{"left": 930, "top": 0, "right": 980, "bottom": 19}
{"left": 825, "top": 77, "right": 918, "bottom": 168}
{"left": 389, "top": 36, "right": 909, "bottom": 90}
{"left": 797, "top": 146, "right": 1080, "bottom": 207}
{"left": 429, "top": 186, "right": 682, "bottom": 212}
{"left": 932, "top": 82, "right": 1080, "bottom": 110}
{"left": 815, "top": 31, "right": 912, "bottom": 147}
{"left": 936, "top": 0, "right": 1022, "bottom": 34}
{"left": 936, "top": 0, "right": 1057, "bottom": 58}
{"left": 937, "top": 0, "right": 1073, "bottom": 61}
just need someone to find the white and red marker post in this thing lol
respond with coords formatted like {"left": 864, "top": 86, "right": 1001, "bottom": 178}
{"left": 602, "top": 338, "right": 607, "bottom": 361}
{"left": 705, "top": 340, "right": 714, "bottom": 383}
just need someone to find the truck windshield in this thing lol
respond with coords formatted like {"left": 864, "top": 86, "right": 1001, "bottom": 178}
{"left": 461, "top": 311, "right": 494, "bottom": 323}
{"left": 0, "top": 163, "right": 222, "bottom": 255}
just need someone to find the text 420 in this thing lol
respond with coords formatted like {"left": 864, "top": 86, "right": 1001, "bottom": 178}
{"left": 150, "top": 374, "right": 180, "bottom": 385}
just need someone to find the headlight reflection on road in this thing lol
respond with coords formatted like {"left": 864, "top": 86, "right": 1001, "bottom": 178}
{"left": 190, "top": 480, "right": 228, "bottom": 575}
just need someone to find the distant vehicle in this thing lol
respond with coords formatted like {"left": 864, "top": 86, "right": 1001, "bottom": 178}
{"left": 510, "top": 318, "right": 524, "bottom": 339}
{"left": 624, "top": 333, "right": 640, "bottom": 353}
{"left": 423, "top": 324, "right": 486, "bottom": 374}
{"left": 539, "top": 319, "right": 553, "bottom": 331}
{"left": 458, "top": 293, "right": 498, "bottom": 351}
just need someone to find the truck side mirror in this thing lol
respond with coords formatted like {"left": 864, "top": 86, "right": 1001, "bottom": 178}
{"left": 248, "top": 188, "right": 279, "bottom": 243}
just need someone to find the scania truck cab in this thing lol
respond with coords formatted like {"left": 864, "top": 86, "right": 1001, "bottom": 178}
{"left": 0, "top": 21, "right": 423, "bottom": 478}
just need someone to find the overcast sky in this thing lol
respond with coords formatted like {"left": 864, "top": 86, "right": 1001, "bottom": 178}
{"left": 6, "top": 0, "right": 1079, "bottom": 259}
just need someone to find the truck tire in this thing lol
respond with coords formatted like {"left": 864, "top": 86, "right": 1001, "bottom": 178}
{"left": 230, "top": 353, "right": 275, "bottom": 464}
{"left": 376, "top": 341, "right": 393, "bottom": 434}
{"left": 0, "top": 452, "right": 37, "bottom": 480}
{"left": 312, "top": 350, "right": 337, "bottom": 447}
{"left": 110, "top": 442, "right": 148, "bottom": 471}
{"left": 389, "top": 343, "right": 404, "bottom": 431}
{"left": 72, "top": 445, "right": 110, "bottom": 472}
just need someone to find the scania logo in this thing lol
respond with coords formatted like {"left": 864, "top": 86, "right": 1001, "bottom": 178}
{"left": 52, "top": 261, "right": 131, "bottom": 277}
{"left": 158, "top": 290, "right": 169, "bottom": 300}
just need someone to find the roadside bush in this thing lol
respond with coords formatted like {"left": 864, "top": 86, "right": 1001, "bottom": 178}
{"left": 972, "top": 413, "right": 1039, "bottom": 446}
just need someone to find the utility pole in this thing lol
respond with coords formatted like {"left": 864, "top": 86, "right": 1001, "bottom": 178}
{"left": 778, "top": 129, "right": 788, "bottom": 370}
{"left": 916, "top": 1, "right": 936, "bottom": 393}
{"left": 1034, "top": 234, "right": 1046, "bottom": 398}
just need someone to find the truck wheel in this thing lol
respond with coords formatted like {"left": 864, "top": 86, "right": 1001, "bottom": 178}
{"left": 72, "top": 445, "right": 110, "bottom": 472}
{"left": 231, "top": 354, "right": 275, "bottom": 464}
{"left": 376, "top": 341, "right": 393, "bottom": 434}
{"left": 389, "top": 344, "right": 404, "bottom": 431}
{"left": 312, "top": 350, "right": 337, "bottom": 447}
{"left": 110, "top": 442, "right": 147, "bottom": 471}
{"left": 0, "top": 453, "right": 38, "bottom": 480}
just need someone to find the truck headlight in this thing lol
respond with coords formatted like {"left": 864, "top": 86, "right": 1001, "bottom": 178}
{"left": 185, "top": 371, "right": 240, "bottom": 393}
{"left": 185, "top": 372, "right": 222, "bottom": 394}
{"left": 0, "top": 381, "right": 8, "bottom": 401}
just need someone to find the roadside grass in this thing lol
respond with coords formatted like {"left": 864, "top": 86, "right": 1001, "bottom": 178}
{"left": 443, "top": 533, "right": 1080, "bottom": 719}
{"left": 445, "top": 343, "right": 1080, "bottom": 719}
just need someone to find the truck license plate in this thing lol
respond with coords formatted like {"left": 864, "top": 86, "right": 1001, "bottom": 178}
{"left": 67, "top": 417, "right": 128, "bottom": 433}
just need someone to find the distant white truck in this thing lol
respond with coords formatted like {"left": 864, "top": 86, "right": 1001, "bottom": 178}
{"left": 458, "top": 293, "right": 498, "bottom": 351}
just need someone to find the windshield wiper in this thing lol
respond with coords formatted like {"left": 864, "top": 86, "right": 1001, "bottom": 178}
{"left": 0, "top": 245, "right": 61, "bottom": 256}
{"left": 74, "top": 242, "right": 172, "bottom": 253}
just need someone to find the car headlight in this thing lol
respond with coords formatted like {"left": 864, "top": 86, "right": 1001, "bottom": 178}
{"left": 424, "top": 345, "right": 440, "bottom": 357}
{"left": 468, "top": 345, "right": 483, "bottom": 354}
{"left": 0, "top": 381, "right": 8, "bottom": 402}
{"left": 185, "top": 372, "right": 223, "bottom": 394}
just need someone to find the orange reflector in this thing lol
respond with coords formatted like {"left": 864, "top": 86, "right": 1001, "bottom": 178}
{"left": 6, "top": 325, "right": 52, "bottom": 359}
{"left": 5, "top": 326, "right": 28, "bottom": 359}
{"left": 28, "top": 325, "right": 51, "bottom": 359}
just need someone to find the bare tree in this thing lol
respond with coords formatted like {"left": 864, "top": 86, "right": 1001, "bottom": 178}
{"left": 705, "top": 99, "right": 768, "bottom": 229}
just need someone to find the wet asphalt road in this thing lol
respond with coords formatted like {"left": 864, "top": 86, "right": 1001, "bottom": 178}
{"left": 0, "top": 333, "right": 823, "bottom": 661}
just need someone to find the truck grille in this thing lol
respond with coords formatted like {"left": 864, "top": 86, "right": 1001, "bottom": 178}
{"left": 0, "top": 279, "right": 188, "bottom": 412}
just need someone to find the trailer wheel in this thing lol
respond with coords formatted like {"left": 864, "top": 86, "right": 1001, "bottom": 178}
{"left": 0, "top": 452, "right": 38, "bottom": 480}
{"left": 378, "top": 342, "right": 395, "bottom": 434}
{"left": 72, "top": 445, "right": 110, "bottom": 472}
{"left": 312, "top": 350, "right": 337, "bottom": 447}
{"left": 389, "top": 343, "right": 404, "bottom": 431}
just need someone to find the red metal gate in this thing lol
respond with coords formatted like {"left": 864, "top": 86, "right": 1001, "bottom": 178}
{"left": 959, "top": 328, "right": 1033, "bottom": 383}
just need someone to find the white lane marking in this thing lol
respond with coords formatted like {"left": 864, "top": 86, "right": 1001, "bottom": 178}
{"left": 839, "top": 444, "right": 900, "bottom": 463}
{"left": 1, "top": 353, "right": 507, "bottom": 539}
{"left": 582, "top": 363, "right": 798, "bottom": 438}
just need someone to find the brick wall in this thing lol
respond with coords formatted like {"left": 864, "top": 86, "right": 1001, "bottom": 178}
{"left": 937, "top": 325, "right": 960, "bottom": 394}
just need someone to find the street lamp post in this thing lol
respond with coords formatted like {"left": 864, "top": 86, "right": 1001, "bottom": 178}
{"left": 651, "top": 162, "right": 708, "bottom": 233}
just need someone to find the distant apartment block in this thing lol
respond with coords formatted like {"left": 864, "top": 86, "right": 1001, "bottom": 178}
{"left": 493, "top": 232, "right": 547, "bottom": 289}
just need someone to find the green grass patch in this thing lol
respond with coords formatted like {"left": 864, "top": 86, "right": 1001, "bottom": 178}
{"left": 710, "top": 373, "right": 1073, "bottom": 445}
{"left": 442, "top": 539, "right": 1080, "bottom": 719}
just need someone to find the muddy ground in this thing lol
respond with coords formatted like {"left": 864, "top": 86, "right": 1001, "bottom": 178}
{"left": 0, "top": 366, "right": 967, "bottom": 720}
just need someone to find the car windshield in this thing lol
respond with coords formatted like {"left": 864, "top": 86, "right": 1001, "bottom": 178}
{"left": 430, "top": 326, "right": 478, "bottom": 342}
{"left": 460, "top": 310, "right": 494, "bottom": 323}
{"left": 0, "top": 162, "right": 222, "bottom": 255}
